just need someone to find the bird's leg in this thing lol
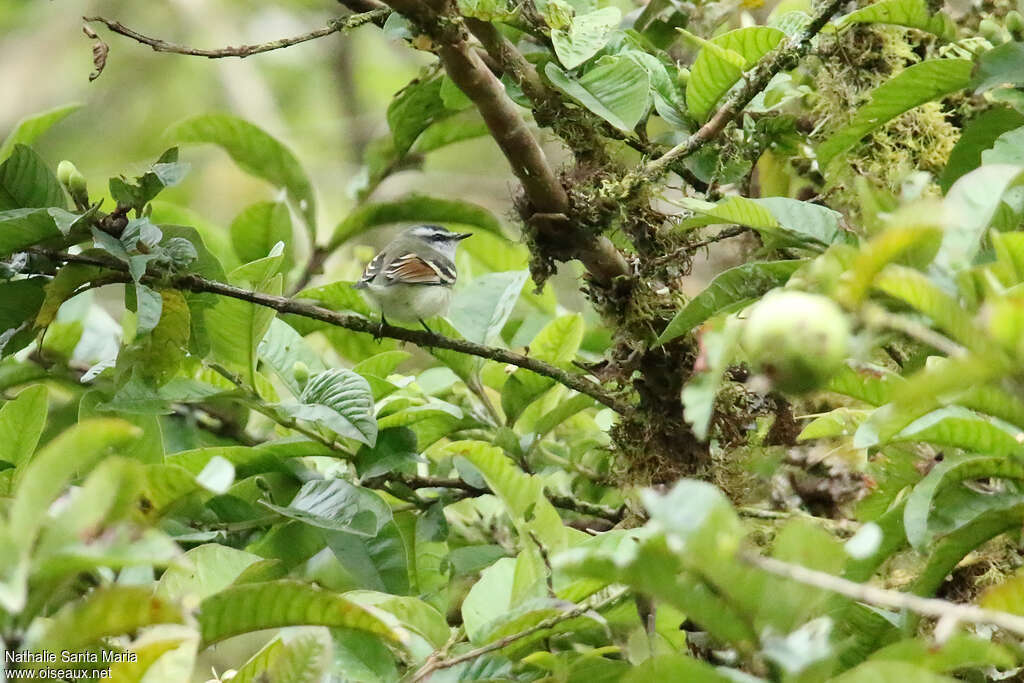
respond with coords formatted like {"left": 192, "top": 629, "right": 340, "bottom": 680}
{"left": 419, "top": 318, "right": 435, "bottom": 335}
{"left": 375, "top": 314, "right": 389, "bottom": 341}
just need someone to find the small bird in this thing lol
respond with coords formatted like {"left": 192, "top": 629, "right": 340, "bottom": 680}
{"left": 353, "top": 224, "right": 471, "bottom": 331}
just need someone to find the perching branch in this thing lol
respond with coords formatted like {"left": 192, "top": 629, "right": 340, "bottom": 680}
{"left": 28, "top": 249, "right": 630, "bottom": 414}
{"left": 745, "top": 552, "right": 1024, "bottom": 638}
{"left": 82, "top": 10, "right": 387, "bottom": 60}
{"left": 411, "top": 587, "right": 630, "bottom": 680}
{"left": 639, "top": 0, "right": 847, "bottom": 185}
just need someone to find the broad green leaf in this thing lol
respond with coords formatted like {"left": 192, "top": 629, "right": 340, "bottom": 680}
{"left": 983, "top": 125, "right": 1024, "bottom": 166}
{"left": 532, "top": 393, "right": 596, "bottom": 440}
{"left": 262, "top": 479, "right": 392, "bottom": 536}
{"left": 9, "top": 419, "right": 141, "bottom": 547}
{"left": 156, "top": 544, "right": 263, "bottom": 603}
{"left": 798, "top": 407, "right": 869, "bottom": 440}
{"left": 903, "top": 453, "right": 1024, "bottom": 550}
{"left": 676, "top": 196, "right": 845, "bottom": 247}
{"left": 387, "top": 75, "right": 456, "bottom": 157}
{"left": 502, "top": 314, "right": 584, "bottom": 424}
{"left": 133, "top": 289, "right": 191, "bottom": 386}
{"left": 831, "top": 661, "right": 957, "bottom": 683}
{"left": 937, "top": 164, "right": 1024, "bottom": 272}
{"left": 657, "top": 260, "right": 802, "bottom": 345}
{"left": 893, "top": 406, "right": 1024, "bottom": 457}
{"left": 0, "top": 144, "right": 65, "bottom": 211}
{"left": 0, "top": 103, "right": 81, "bottom": 160}
{"left": 840, "top": 224, "right": 942, "bottom": 306}
{"left": 332, "top": 627, "right": 400, "bottom": 682}
{"left": 675, "top": 196, "right": 776, "bottom": 231}
{"left": 872, "top": 265, "right": 986, "bottom": 351}
{"left": 26, "top": 587, "right": 184, "bottom": 654}
{"left": 167, "top": 114, "right": 316, "bottom": 231}
{"left": 287, "top": 368, "right": 378, "bottom": 446}
{"left": 624, "top": 654, "right": 736, "bottom": 682}
{"left": 461, "top": 557, "right": 516, "bottom": 644}
{"left": 346, "top": 590, "right": 451, "bottom": 648}
{"left": 970, "top": 41, "right": 1024, "bottom": 93}
{"left": 329, "top": 195, "right": 502, "bottom": 250}
{"left": 106, "top": 632, "right": 191, "bottom": 683}
{"left": 324, "top": 521, "right": 410, "bottom": 594}
{"left": 0, "top": 384, "right": 47, "bottom": 468}
{"left": 205, "top": 273, "right": 281, "bottom": 388}
{"left": 940, "top": 107, "right": 1024, "bottom": 192}
{"left": 149, "top": 200, "right": 238, "bottom": 270}
{"left": 0, "top": 208, "right": 62, "bottom": 258}
{"left": 551, "top": 7, "right": 621, "bottom": 69}
{"left": 685, "top": 27, "right": 786, "bottom": 121}
{"left": 833, "top": 0, "right": 955, "bottom": 39}
{"left": 871, "top": 635, "right": 1015, "bottom": 673}
{"left": 198, "top": 580, "right": 402, "bottom": 646}
{"left": 233, "top": 632, "right": 332, "bottom": 683}
{"left": 230, "top": 201, "right": 294, "bottom": 274}
{"left": 981, "top": 573, "right": 1024, "bottom": 615}
{"left": 545, "top": 56, "right": 651, "bottom": 132}
{"left": 910, "top": 498, "right": 1024, "bottom": 598}
{"left": 817, "top": 59, "right": 973, "bottom": 168}
{"left": 444, "top": 441, "right": 567, "bottom": 551}
{"left": 448, "top": 270, "right": 528, "bottom": 345}
{"left": 258, "top": 317, "right": 328, "bottom": 397}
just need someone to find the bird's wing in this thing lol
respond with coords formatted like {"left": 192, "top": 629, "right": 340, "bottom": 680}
{"left": 384, "top": 253, "right": 456, "bottom": 285}
{"left": 354, "top": 250, "right": 386, "bottom": 289}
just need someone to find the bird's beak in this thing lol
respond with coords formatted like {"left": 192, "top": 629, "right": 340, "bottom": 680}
{"left": 453, "top": 232, "right": 472, "bottom": 241}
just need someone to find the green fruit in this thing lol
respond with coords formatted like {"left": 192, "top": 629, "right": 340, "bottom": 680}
{"left": 292, "top": 361, "right": 310, "bottom": 388}
{"left": 741, "top": 290, "right": 851, "bottom": 394}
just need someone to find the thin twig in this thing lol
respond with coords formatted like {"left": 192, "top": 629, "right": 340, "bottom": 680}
{"left": 412, "top": 587, "right": 629, "bottom": 680}
{"left": 27, "top": 249, "right": 629, "bottom": 414}
{"left": 745, "top": 553, "right": 1024, "bottom": 638}
{"left": 638, "top": 0, "right": 847, "bottom": 185}
{"left": 651, "top": 226, "right": 751, "bottom": 268}
{"left": 83, "top": 10, "right": 387, "bottom": 60}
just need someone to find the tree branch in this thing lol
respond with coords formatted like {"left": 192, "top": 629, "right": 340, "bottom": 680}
{"left": 745, "top": 552, "right": 1024, "bottom": 638}
{"left": 412, "top": 587, "right": 629, "bottom": 680}
{"left": 27, "top": 249, "right": 630, "bottom": 414}
{"left": 380, "top": 0, "right": 630, "bottom": 285}
{"left": 82, "top": 10, "right": 388, "bottom": 60}
{"left": 638, "top": 0, "right": 847, "bottom": 185}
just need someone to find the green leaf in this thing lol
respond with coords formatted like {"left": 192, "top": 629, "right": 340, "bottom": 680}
{"left": 545, "top": 56, "right": 651, "bottom": 132}
{"left": 258, "top": 317, "right": 328, "bottom": 397}
{"left": 324, "top": 521, "right": 410, "bottom": 594}
{"left": 831, "top": 661, "right": 958, "bottom": 683}
{"left": 676, "top": 196, "right": 845, "bottom": 247}
{"left": 817, "top": 59, "right": 973, "bottom": 168}
{"left": 133, "top": 290, "right": 192, "bottom": 386}
{"left": 624, "top": 654, "right": 736, "bottom": 682}
{"left": 233, "top": 632, "right": 332, "bottom": 683}
{"left": 685, "top": 27, "right": 786, "bottom": 121}
{"left": 894, "top": 406, "right": 1024, "bottom": 456}
{"left": 205, "top": 274, "right": 281, "bottom": 388}
{"left": 0, "top": 103, "right": 81, "bottom": 161}
{"left": 983, "top": 124, "right": 1024, "bottom": 166}
{"left": 461, "top": 558, "right": 516, "bottom": 643}
{"left": 332, "top": 627, "right": 399, "bottom": 682}
{"left": 833, "top": 0, "right": 955, "bottom": 39}
{"left": 871, "top": 635, "right": 1015, "bottom": 673}
{"left": 230, "top": 201, "right": 294, "bottom": 274}
{"left": 156, "top": 544, "right": 263, "bottom": 603}
{"left": 502, "top": 314, "right": 584, "bottom": 424}
{"left": 288, "top": 368, "right": 378, "bottom": 446}
{"left": 262, "top": 479, "right": 392, "bottom": 536}
{"left": 939, "top": 107, "right": 1024, "bottom": 192}
{"left": 0, "top": 208, "right": 62, "bottom": 258}
{"left": 937, "top": 164, "right": 1024, "bottom": 272}
{"left": 346, "top": 590, "right": 451, "bottom": 648}
{"left": 840, "top": 224, "right": 942, "bottom": 306}
{"left": 198, "top": 580, "right": 402, "bottom": 647}
{"left": 903, "top": 453, "right": 1024, "bottom": 550}
{"left": 872, "top": 265, "right": 987, "bottom": 351}
{"left": 551, "top": 7, "right": 621, "bottom": 69}
{"left": 0, "top": 144, "right": 65, "bottom": 211}
{"left": 448, "top": 270, "right": 528, "bottom": 345}
{"left": 0, "top": 277, "right": 46, "bottom": 357}
{"left": 26, "top": 586, "right": 184, "bottom": 654}
{"left": 167, "top": 114, "right": 316, "bottom": 231}
{"left": 971, "top": 41, "right": 1024, "bottom": 93}
{"left": 681, "top": 317, "right": 742, "bottom": 440}
{"left": 798, "top": 407, "right": 869, "bottom": 440}
{"left": 656, "top": 261, "right": 802, "bottom": 345}
{"left": 329, "top": 195, "right": 502, "bottom": 250}
{"left": 0, "top": 385, "right": 47, "bottom": 469}
{"left": 387, "top": 75, "right": 455, "bottom": 157}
